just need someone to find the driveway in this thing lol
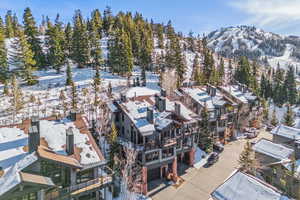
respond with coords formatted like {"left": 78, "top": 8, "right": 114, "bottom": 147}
{"left": 151, "top": 130, "right": 272, "bottom": 200}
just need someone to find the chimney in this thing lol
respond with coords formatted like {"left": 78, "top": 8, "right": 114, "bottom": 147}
{"left": 147, "top": 107, "right": 154, "bottom": 123}
{"left": 238, "top": 84, "right": 243, "bottom": 91}
{"left": 211, "top": 86, "right": 217, "bottom": 97}
{"left": 31, "top": 116, "right": 40, "bottom": 135}
{"left": 133, "top": 78, "right": 136, "bottom": 87}
{"left": 66, "top": 128, "right": 74, "bottom": 155}
{"left": 120, "top": 93, "right": 127, "bottom": 102}
{"left": 206, "top": 85, "right": 211, "bottom": 95}
{"left": 175, "top": 102, "right": 181, "bottom": 116}
{"left": 70, "top": 110, "right": 77, "bottom": 121}
{"left": 155, "top": 94, "right": 159, "bottom": 108}
{"left": 161, "top": 89, "right": 167, "bottom": 97}
{"left": 90, "top": 119, "right": 96, "bottom": 135}
{"left": 136, "top": 77, "right": 140, "bottom": 87}
{"left": 159, "top": 97, "right": 166, "bottom": 112}
{"left": 243, "top": 85, "right": 247, "bottom": 93}
{"left": 29, "top": 126, "right": 40, "bottom": 153}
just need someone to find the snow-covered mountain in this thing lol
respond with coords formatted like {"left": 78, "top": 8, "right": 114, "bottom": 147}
{"left": 207, "top": 26, "right": 300, "bottom": 69}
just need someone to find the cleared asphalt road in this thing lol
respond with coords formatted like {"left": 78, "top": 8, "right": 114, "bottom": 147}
{"left": 151, "top": 130, "right": 272, "bottom": 200}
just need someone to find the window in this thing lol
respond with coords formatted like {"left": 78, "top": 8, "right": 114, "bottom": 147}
{"left": 162, "top": 148, "right": 174, "bottom": 158}
{"left": 41, "top": 160, "right": 65, "bottom": 186}
{"left": 76, "top": 169, "right": 94, "bottom": 184}
{"left": 145, "top": 151, "right": 159, "bottom": 162}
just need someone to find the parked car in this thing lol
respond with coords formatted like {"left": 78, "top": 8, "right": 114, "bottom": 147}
{"left": 213, "top": 142, "right": 224, "bottom": 152}
{"left": 206, "top": 152, "right": 219, "bottom": 167}
{"left": 246, "top": 132, "right": 258, "bottom": 139}
{"left": 266, "top": 124, "right": 275, "bottom": 131}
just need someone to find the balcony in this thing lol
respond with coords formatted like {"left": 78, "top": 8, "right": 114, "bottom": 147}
{"left": 45, "top": 176, "right": 112, "bottom": 200}
{"left": 162, "top": 138, "right": 177, "bottom": 148}
{"left": 144, "top": 140, "right": 160, "bottom": 152}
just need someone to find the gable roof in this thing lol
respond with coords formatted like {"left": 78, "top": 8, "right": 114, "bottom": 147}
{"left": 211, "top": 171, "right": 291, "bottom": 200}
{"left": 0, "top": 153, "right": 38, "bottom": 196}
{"left": 0, "top": 115, "right": 105, "bottom": 172}
{"left": 253, "top": 139, "right": 294, "bottom": 161}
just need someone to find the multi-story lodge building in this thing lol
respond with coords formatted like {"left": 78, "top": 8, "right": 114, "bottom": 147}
{"left": 218, "top": 84, "right": 260, "bottom": 129}
{"left": 0, "top": 113, "right": 112, "bottom": 200}
{"left": 112, "top": 89, "right": 200, "bottom": 194}
{"left": 177, "top": 85, "right": 239, "bottom": 144}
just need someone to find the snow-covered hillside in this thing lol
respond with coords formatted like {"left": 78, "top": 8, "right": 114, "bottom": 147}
{"left": 207, "top": 26, "right": 300, "bottom": 69}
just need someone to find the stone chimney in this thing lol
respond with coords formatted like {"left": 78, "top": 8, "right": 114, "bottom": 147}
{"left": 161, "top": 89, "right": 167, "bottom": 97}
{"left": 175, "top": 102, "right": 181, "bottom": 116}
{"left": 66, "top": 128, "right": 74, "bottom": 155}
{"left": 29, "top": 125, "right": 40, "bottom": 153}
{"left": 147, "top": 107, "right": 154, "bottom": 123}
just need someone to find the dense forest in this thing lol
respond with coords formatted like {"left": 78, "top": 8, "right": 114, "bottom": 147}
{"left": 0, "top": 7, "right": 298, "bottom": 107}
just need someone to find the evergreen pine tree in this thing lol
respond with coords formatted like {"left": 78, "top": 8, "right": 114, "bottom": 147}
{"left": 64, "top": 23, "right": 73, "bottom": 58}
{"left": 219, "top": 57, "right": 225, "bottom": 82}
{"left": 94, "top": 65, "right": 101, "bottom": 87}
{"left": 262, "top": 99, "right": 269, "bottom": 122}
{"left": 72, "top": 10, "right": 90, "bottom": 68}
{"left": 0, "top": 24, "right": 8, "bottom": 83}
{"left": 89, "top": 11, "right": 103, "bottom": 69}
{"left": 108, "top": 122, "right": 119, "bottom": 168}
{"left": 283, "top": 105, "right": 295, "bottom": 127}
{"left": 9, "top": 29, "right": 37, "bottom": 85}
{"left": 71, "top": 82, "right": 77, "bottom": 110}
{"left": 271, "top": 108, "right": 278, "bottom": 126}
{"left": 108, "top": 28, "right": 133, "bottom": 75}
{"left": 66, "top": 62, "right": 73, "bottom": 86}
{"left": 103, "top": 6, "right": 114, "bottom": 35}
{"left": 199, "top": 103, "right": 213, "bottom": 153}
{"left": 156, "top": 23, "right": 164, "bottom": 49}
{"left": 174, "top": 37, "right": 186, "bottom": 88}
{"left": 10, "top": 75, "right": 24, "bottom": 123}
{"left": 234, "top": 56, "right": 251, "bottom": 86}
{"left": 239, "top": 141, "right": 255, "bottom": 172}
{"left": 284, "top": 66, "right": 297, "bottom": 105}
{"left": 187, "top": 31, "right": 195, "bottom": 52}
{"left": 23, "top": 7, "right": 46, "bottom": 68}
{"left": 46, "top": 14, "right": 66, "bottom": 73}
{"left": 5, "top": 11, "right": 14, "bottom": 38}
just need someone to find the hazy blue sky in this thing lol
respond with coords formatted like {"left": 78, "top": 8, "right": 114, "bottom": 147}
{"left": 0, "top": 0, "right": 299, "bottom": 35}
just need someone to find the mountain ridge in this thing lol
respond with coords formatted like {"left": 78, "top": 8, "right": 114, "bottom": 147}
{"left": 207, "top": 25, "right": 300, "bottom": 69}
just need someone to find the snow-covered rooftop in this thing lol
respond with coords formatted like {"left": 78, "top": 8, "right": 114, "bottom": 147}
{"left": 0, "top": 115, "right": 104, "bottom": 173}
{"left": 0, "top": 153, "right": 38, "bottom": 196}
{"left": 253, "top": 139, "right": 294, "bottom": 161}
{"left": 119, "top": 90, "right": 198, "bottom": 135}
{"left": 211, "top": 171, "right": 291, "bottom": 200}
{"left": 221, "top": 85, "right": 257, "bottom": 104}
{"left": 181, "top": 87, "right": 226, "bottom": 111}
{"left": 271, "top": 124, "right": 300, "bottom": 140}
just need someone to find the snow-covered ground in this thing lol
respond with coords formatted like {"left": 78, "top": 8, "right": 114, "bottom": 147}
{"left": 0, "top": 65, "right": 160, "bottom": 126}
{"left": 268, "top": 44, "right": 300, "bottom": 70}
